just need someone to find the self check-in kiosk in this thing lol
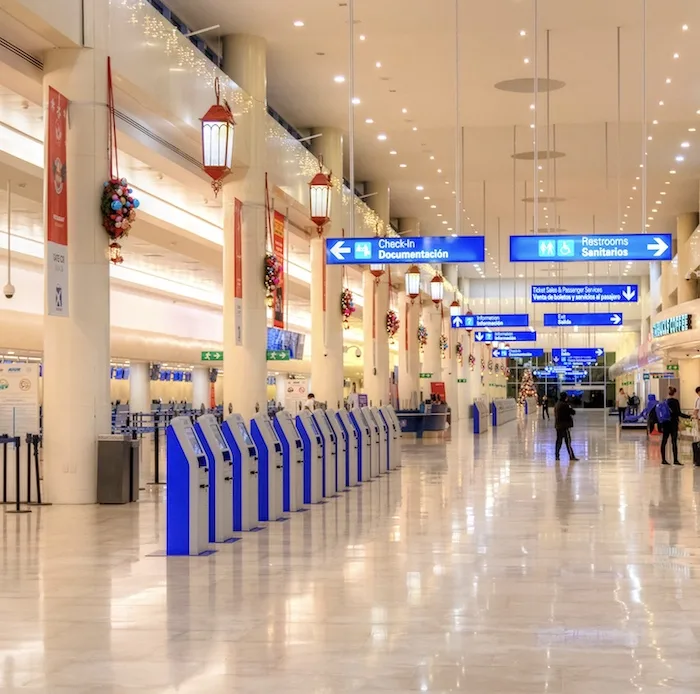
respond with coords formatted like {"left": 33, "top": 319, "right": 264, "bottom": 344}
{"left": 311, "top": 410, "right": 337, "bottom": 498}
{"left": 335, "top": 409, "right": 359, "bottom": 487}
{"left": 325, "top": 408, "right": 347, "bottom": 493}
{"left": 221, "top": 414, "right": 259, "bottom": 531}
{"left": 349, "top": 408, "right": 373, "bottom": 482}
{"left": 250, "top": 414, "right": 284, "bottom": 522}
{"left": 166, "top": 416, "right": 210, "bottom": 555}
{"left": 367, "top": 406, "right": 389, "bottom": 474}
{"left": 195, "top": 414, "right": 233, "bottom": 543}
{"left": 295, "top": 411, "right": 323, "bottom": 504}
{"left": 273, "top": 411, "right": 304, "bottom": 512}
{"left": 379, "top": 405, "right": 401, "bottom": 470}
{"left": 361, "top": 406, "right": 382, "bottom": 477}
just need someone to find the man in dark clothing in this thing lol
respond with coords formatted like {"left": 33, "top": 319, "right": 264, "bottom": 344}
{"left": 660, "top": 386, "right": 691, "bottom": 466}
{"left": 554, "top": 393, "right": 579, "bottom": 461}
{"left": 542, "top": 394, "right": 550, "bottom": 420}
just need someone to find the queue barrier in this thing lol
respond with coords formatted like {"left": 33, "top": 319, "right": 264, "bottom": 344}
{"left": 1, "top": 435, "right": 30, "bottom": 514}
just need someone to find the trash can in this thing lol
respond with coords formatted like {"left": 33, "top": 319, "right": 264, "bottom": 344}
{"left": 97, "top": 434, "right": 140, "bottom": 503}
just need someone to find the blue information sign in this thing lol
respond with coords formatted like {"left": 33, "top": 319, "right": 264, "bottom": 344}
{"left": 552, "top": 348, "right": 604, "bottom": 363}
{"left": 473, "top": 330, "right": 537, "bottom": 343}
{"left": 492, "top": 348, "right": 544, "bottom": 359}
{"left": 531, "top": 284, "right": 638, "bottom": 303}
{"left": 452, "top": 314, "right": 529, "bottom": 329}
{"left": 510, "top": 234, "right": 672, "bottom": 262}
{"left": 326, "top": 235, "right": 485, "bottom": 265}
{"left": 544, "top": 313, "right": 622, "bottom": 327}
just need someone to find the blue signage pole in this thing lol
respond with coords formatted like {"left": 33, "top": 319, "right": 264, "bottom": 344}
{"left": 472, "top": 330, "right": 537, "bottom": 342}
{"left": 510, "top": 234, "right": 672, "bottom": 262}
{"left": 452, "top": 314, "right": 529, "bottom": 329}
{"left": 531, "top": 284, "right": 638, "bottom": 303}
{"left": 543, "top": 313, "right": 623, "bottom": 327}
{"left": 326, "top": 236, "right": 485, "bottom": 265}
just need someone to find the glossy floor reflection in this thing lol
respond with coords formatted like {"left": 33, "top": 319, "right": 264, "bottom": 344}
{"left": 3, "top": 412, "right": 700, "bottom": 692}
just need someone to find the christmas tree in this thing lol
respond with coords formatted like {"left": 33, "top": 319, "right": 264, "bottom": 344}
{"left": 517, "top": 369, "right": 537, "bottom": 405}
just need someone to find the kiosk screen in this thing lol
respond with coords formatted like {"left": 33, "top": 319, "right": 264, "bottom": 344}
{"left": 209, "top": 423, "right": 228, "bottom": 452}
{"left": 185, "top": 427, "right": 204, "bottom": 457}
{"left": 238, "top": 421, "right": 253, "bottom": 446}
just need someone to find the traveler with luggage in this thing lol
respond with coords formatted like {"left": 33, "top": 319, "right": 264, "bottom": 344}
{"left": 658, "top": 386, "right": 691, "bottom": 466}
{"left": 554, "top": 393, "right": 579, "bottom": 462}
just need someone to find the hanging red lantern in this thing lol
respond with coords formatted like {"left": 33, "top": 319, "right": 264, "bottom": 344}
{"left": 200, "top": 77, "right": 235, "bottom": 197}
{"left": 108, "top": 242, "right": 124, "bottom": 265}
{"left": 465, "top": 307, "right": 474, "bottom": 333}
{"left": 430, "top": 274, "right": 444, "bottom": 306}
{"left": 370, "top": 264, "right": 386, "bottom": 282}
{"left": 449, "top": 299, "right": 461, "bottom": 318}
{"left": 405, "top": 265, "right": 421, "bottom": 302}
{"left": 309, "top": 159, "right": 332, "bottom": 234}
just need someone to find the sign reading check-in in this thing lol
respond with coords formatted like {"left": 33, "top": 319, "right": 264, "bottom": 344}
{"left": 326, "top": 236, "right": 485, "bottom": 265}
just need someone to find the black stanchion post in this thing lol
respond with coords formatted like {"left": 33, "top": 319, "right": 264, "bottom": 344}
{"left": 34, "top": 436, "right": 44, "bottom": 505}
{"left": 6, "top": 437, "right": 30, "bottom": 514}
{"left": 26, "top": 433, "right": 32, "bottom": 504}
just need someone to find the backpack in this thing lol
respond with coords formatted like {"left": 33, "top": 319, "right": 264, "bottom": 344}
{"left": 655, "top": 399, "right": 672, "bottom": 425}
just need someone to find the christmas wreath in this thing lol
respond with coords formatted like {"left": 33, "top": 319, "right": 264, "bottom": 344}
{"left": 440, "top": 334, "right": 448, "bottom": 359}
{"left": 488, "top": 360, "right": 493, "bottom": 373}
{"left": 417, "top": 323, "right": 428, "bottom": 351}
{"left": 386, "top": 309, "right": 400, "bottom": 341}
{"left": 101, "top": 178, "right": 139, "bottom": 263}
{"left": 480, "top": 357, "right": 485, "bottom": 374}
{"left": 468, "top": 353, "right": 476, "bottom": 371}
{"left": 456, "top": 342, "right": 464, "bottom": 364}
{"left": 264, "top": 252, "right": 282, "bottom": 307}
{"left": 341, "top": 288, "right": 356, "bottom": 329}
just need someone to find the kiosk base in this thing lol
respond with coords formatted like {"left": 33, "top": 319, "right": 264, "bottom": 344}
{"left": 147, "top": 549, "right": 218, "bottom": 558}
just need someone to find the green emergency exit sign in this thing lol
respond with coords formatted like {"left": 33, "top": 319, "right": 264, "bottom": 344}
{"left": 419, "top": 372, "right": 433, "bottom": 379}
{"left": 457, "top": 378, "right": 467, "bottom": 383}
{"left": 267, "top": 350, "right": 290, "bottom": 361}
{"left": 201, "top": 351, "right": 223, "bottom": 361}
{"left": 667, "top": 364, "right": 679, "bottom": 371}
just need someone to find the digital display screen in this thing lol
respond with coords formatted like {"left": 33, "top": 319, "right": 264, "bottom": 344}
{"left": 237, "top": 421, "right": 253, "bottom": 446}
{"left": 267, "top": 327, "right": 306, "bottom": 360}
{"left": 265, "top": 420, "right": 279, "bottom": 442}
{"left": 184, "top": 427, "right": 204, "bottom": 456}
{"left": 209, "top": 423, "right": 228, "bottom": 452}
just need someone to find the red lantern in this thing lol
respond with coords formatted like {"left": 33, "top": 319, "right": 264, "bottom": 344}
{"left": 200, "top": 77, "right": 235, "bottom": 197}
{"left": 370, "top": 264, "right": 386, "bottom": 282}
{"left": 108, "top": 242, "right": 124, "bottom": 265}
{"left": 465, "top": 307, "right": 474, "bottom": 333}
{"left": 405, "top": 265, "right": 421, "bottom": 302}
{"left": 430, "top": 274, "right": 444, "bottom": 305}
{"left": 449, "top": 299, "right": 461, "bottom": 318}
{"left": 309, "top": 159, "right": 332, "bottom": 234}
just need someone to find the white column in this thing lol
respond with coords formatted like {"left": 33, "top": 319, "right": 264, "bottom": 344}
{"left": 129, "top": 363, "right": 150, "bottom": 413}
{"left": 42, "top": 2, "right": 110, "bottom": 504}
{"left": 363, "top": 180, "right": 391, "bottom": 406}
{"left": 222, "top": 35, "right": 268, "bottom": 419}
{"left": 677, "top": 212, "right": 699, "bottom": 304}
{"left": 398, "top": 291, "right": 420, "bottom": 408}
{"left": 310, "top": 128, "right": 344, "bottom": 408}
{"left": 192, "top": 367, "right": 210, "bottom": 411}
{"left": 422, "top": 303, "right": 443, "bottom": 387}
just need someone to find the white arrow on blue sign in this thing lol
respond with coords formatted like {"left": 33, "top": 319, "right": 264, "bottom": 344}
{"left": 552, "top": 348, "right": 604, "bottom": 361}
{"left": 472, "top": 330, "right": 537, "bottom": 342}
{"left": 531, "top": 284, "right": 638, "bottom": 303}
{"left": 452, "top": 314, "right": 529, "bottom": 329}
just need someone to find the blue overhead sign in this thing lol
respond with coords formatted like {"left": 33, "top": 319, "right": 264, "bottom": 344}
{"left": 492, "top": 348, "right": 545, "bottom": 359}
{"left": 544, "top": 312, "right": 623, "bottom": 327}
{"left": 531, "top": 284, "right": 638, "bottom": 303}
{"left": 473, "top": 330, "right": 537, "bottom": 343}
{"left": 510, "top": 234, "right": 672, "bottom": 262}
{"left": 452, "top": 314, "right": 529, "bottom": 329}
{"left": 326, "top": 235, "right": 485, "bottom": 265}
{"left": 552, "top": 348, "right": 604, "bottom": 363}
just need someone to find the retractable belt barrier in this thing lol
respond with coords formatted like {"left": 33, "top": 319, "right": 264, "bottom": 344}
{"left": 1, "top": 435, "right": 30, "bottom": 514}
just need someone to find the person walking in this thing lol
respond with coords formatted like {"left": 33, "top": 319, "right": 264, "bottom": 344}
{"left": 658, "top": 386, "right": 691, "bottom": 466}
{"left": 554, "top": 392, "right": 579, "bottom": 462}
{"left": 617, "top": 388, "right": 628, "bottom": 425}
{"left": 541, "top": 394, "right": 550, "bottom": 421}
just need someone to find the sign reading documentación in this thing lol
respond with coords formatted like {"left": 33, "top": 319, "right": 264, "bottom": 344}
{"left": 326, "top": 236, "right": 485, "bottom": 265}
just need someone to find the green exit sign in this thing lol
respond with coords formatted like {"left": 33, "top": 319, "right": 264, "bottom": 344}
{"left": 267, "top": 349, "right": 290, "bottom": 361}
{"left": 419, "top": 372, "right": 433, "bottom": 379}
{"left": 457, "top": 378, "right": 467, "bottom": 383}
{"left": 201, "top": 351, "right": 223, "bottom": 361}
{"left": 667, "top": 364, "right": 679, "bottom": 371}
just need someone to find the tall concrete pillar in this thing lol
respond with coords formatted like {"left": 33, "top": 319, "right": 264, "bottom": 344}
{"left": 677, "top": 212, "right": 699, "bottom": 304}
{"left": 129, "top": 363, "right": 151, "bottom": 413}
{"left": 398, "top": 291, "right": 420, "bottom": 408}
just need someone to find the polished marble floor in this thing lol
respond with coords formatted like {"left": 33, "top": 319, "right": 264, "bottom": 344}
{"left": 2, "top": 412, "right": 700, "bottom": 692}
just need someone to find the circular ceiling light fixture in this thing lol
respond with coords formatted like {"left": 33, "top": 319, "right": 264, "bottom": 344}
{"left": 334, "top": 75, "right": 346, "bottom": 83}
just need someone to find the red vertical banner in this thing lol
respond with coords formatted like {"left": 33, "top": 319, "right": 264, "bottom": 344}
{"left": 233, "top": 199, "right": 243, "bottom": 346}
{"left": 272, "top": 211, "right": 285, "bottom": 329}
{"left": 46, "top": 86, "right": 69, "bottom": 317}
{"left": 404, "top": 302, "right": 409, "bottom": 351}
{"left": 209, "top": 382, "right": 216, "bottom": 409}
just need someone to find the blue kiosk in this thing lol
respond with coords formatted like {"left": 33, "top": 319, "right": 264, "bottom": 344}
{"left": 335, "top": 409, "right": 359, "bottom": 487}
{"left": 295, "top": 411, "right": 324, "bottom": 503}
{"left": 312, "top": 409, "right": 337, "bottom": 497}
{"left": 250, "top": 413, "right": 284, "bottom": 522}
{"left": 273, "top": 410, "right": 305, "bottom": 512}
{"left": 349, "top": 408, "right": 373, "bottom": 482}
{"left": 166, "top": 416, "right": 211, "bottom": 556}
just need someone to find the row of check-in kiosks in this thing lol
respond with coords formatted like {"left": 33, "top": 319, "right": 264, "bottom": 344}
{"left": 166, "top": 405, "right": 402, "bottom": 555}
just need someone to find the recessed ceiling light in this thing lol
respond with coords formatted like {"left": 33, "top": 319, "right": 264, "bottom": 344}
{"left": 402, "top": 107, "right": 408, "bottom": 114}
{"left": 429, "top": 155, "right": 435, "bottom": 160}
{"left": 659, "top": 100, "right": 664, "bottom": 106}
{"left": 451, "top": 233, "right": 457, "bottom": 237}
{"left": 682, "top": 24, "right": 689, "bottom": 31}
{"left": 365, "top": 118, "right": 374, "bottom": 124}
{"left": 632, "top": 186, "right": 637, "bottom": 190}
{"left": 519, "top": 29, "right": 527, "bottom": 36}
{"left": 399, "top": 163, "right": 407, "bottom": 168}
{"left": 652, "top": 208, "right": 658, "bottom": 213}
{"left": 648, "top": 136, "right": 653, "bottom": 141}
{"left": 442, "top": 221, "right": 448, "bottom": 225}
{"left": 430, "top": 205, "right": 437, "bottom": 209}
{"left": 661, "top": 191, "right": 667, "bottom": 194}
{"left": 352, "top": 97, "right": 361, "bottom": 105}
{"left": 656, "top": 200, "right": 662, "bottom": 204}
{"left": 665, "top": 181, "right": 671, "bottom": 184}
{"left": 670, "top": 169, "right": 677, "bottom": 174}
{"left": 377, "top": 133, "right": 387, "bottom": 141}
{"left": 529, "top": 104, "right": 535, "bottom": 110}
{"left": 653, "top": 119, "right": 659, "bottom": 125}
{"left": 437, "top": 168, "right": 442, "bottom": 173}
{"left": 375, "top": 61, "right": 382, "bottom": 68}
{"left": 524, "top": 57, "right": 530, "bottom": 64}
{"left": 689, "top": 128, "right": 697, "bottom": 132}
{"left": 334, "top": 75, "right": 346, "bottom": 83}
{"left": 675, "top": 155, "right": 684, "bottom": 161}
{"left": 648, "top": 217, "right": 654, "bottom": 221}
{"left": 359, "top": 34, "right": 366, "bottom": 41}
{"left": 674, "top": 52, "right": 680, "bottom": 59}
{"left": 416, "top": 185, "right": 424, "bottom": 191}
{"left": 389, "top": 150, "right": 397, "bottom": 155}
{"left": 412, "top": 126, "right": 418, "bottom": 131}
{"left": 424, "top": 196, "right": 430, "bottom": 200}
{"left": 666, "top": 77, "right": 672, "bottom": 84}
{"left": 437, "top": 213, "right": 443, "bottom": 217}
{"left": 681, "top": 141, "right": 690, "bottom": 148}
{"left": 624, "top": 214, "right": 628, "bottom": 218}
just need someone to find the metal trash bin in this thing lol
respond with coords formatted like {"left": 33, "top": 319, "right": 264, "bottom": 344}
{"left": 97, "top": 434, "right": 140, "bottom": 503}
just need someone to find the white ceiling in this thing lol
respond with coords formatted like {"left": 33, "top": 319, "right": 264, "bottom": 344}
{"left": 166, "top": 0, "right": 700, "bottom": 279}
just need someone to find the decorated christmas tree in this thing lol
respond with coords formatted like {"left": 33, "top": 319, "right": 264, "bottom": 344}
{"left": 517, "top": 369, "right": 537, "bottom": 405}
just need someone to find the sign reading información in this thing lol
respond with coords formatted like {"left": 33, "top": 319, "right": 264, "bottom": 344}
{"left": 451, "top": 314, "right": 529, "bottom": 329}
{"left": 326, "top": 236, "right": 485, "bottom": 265}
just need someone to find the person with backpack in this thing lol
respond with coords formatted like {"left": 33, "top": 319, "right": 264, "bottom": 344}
{"left": 658, "top": 386, "right": 691, "bottom": 466}
{"left": 554, "top": 393, "right": 579, "bottom": 462}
